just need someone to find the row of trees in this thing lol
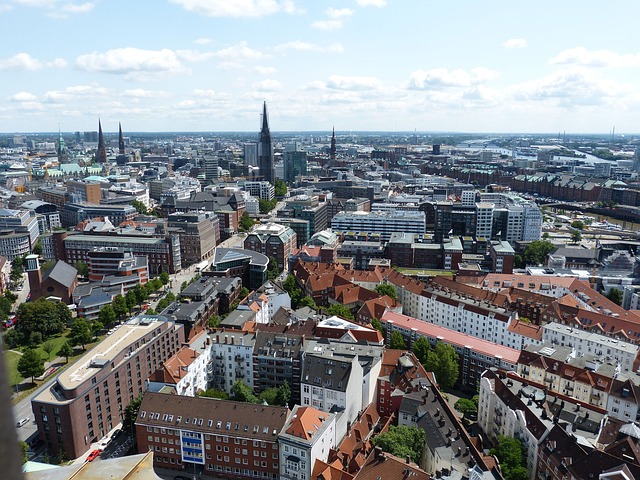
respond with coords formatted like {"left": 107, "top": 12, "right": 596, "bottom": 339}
{"left": 202, "top": 380, "right": 291, "bottom": 407}
{"left": 4, "top": 299, "right": 72, "bottom": 348}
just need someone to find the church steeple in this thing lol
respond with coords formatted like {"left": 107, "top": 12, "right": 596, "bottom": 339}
{"left": 330, "top": 126, "right": 336, "bottom": 161}
{"left": 118, "top": 122, "right": 125, "bottom": 155}
{"left": 258, "top": 101, "right": 274, "bottom": 183}
{"left": 96, "top": 119, "right": 107, "bottom": 163}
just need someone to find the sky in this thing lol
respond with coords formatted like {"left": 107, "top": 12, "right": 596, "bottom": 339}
{"left": 2, "top": 0, "right": 640, "bottom": 134}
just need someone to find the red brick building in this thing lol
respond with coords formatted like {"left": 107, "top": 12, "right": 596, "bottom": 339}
{"left": 135, "top": 392, "right": 289, "bottom": 479}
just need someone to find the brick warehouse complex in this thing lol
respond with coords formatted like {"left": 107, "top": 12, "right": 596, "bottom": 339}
{"left": 135, "top": 392, "right": 289, "bottom": 478}
{"left": 31, "top": 315, "right": 184, "bottom": 458}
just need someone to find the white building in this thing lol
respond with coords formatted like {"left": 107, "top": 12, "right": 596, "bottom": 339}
{"left": 475, "top": 202, "right": 494, "bottom": 239}
{"left": 461, "top": 190, "right": 477, "bottom": 207}
{"left": 300, "top": 354, "right": 363, "bottom": 441}
{"left": 241, "top": 181, "right": 275, "bottom": 201}
{"left": 542, "top": 322, "right": 640, "bottom": 373}
{"left": 209, "top": 331, "right": 256, "bottom": 393}
{"left": 278, "top": 406, "right": 337, "bottom": 480}
{"left": 331, "top": 210, "right": 426, "bottom": 242}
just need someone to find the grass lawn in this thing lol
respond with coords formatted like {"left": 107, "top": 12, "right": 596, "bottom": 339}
{"left": 29, "top": 334, "right": 71, "bottom": 363}
{"left": 4, "top": 350, "right": 25, "bottom": 386}
{"left": 393, "top": 267, "right": 455, "bottom": 277}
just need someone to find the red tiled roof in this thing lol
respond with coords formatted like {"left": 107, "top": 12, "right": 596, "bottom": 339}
{"left": 285, "top": 406, "right": 330, "bottom": 441}
{"left": 381, "top": 310, "right": 520, "bottom": 364}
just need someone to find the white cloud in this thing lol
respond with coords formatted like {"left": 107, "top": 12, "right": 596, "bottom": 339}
{"left": 122, "top": 89, "right": 169, "bottom": 98}
{"left": 407, "top": 67, "right": 498, "bottom": 89}
{"left": 503, "top": 38, "right": 527, "bottom": 49}
{"left": 0, "top": 4, "right": 14, "bottom": 13}
{"left": 193, "top": 37, "right": 212, "bottom": 45}
{"left": 0, "top": 53, "right": 43, "bottom": 71}
{"left": 169, "top": 0, "right": 295, "bottom": 17}
{"left": 215, "top": 42, "right": 264, "bottom": 60}
{"left": 312, "top": 6, "right": 353, "bottom": 30}
{"left": 9, "top": 91, "right": 38, "bottom": 102}
{"left": 355, "top": 0, "right": 386, "bottom": 6}
{"left": 274, "top": 41, "right": 343, "bottom": 53}
{"left": 76, "top": 48, "right": 187, "bottom": 76}
{"left": 326, "top": 7, "right": 352, "bottom": 18}
{"left": 60, "top": 2, "right": 94, "bottom": 13}
{"left": 326, "top": 75, "right": 382, "bottom": 91}
{"left": 253, "top": 79, "right": 282, "bottom": 91}
{"left": 551, "top": 46, "right": 640, "bottom": 68}
{"left": 255, "top": 66, "right": 277, "bottom": 75}
{"left": 311, "top": 19, "right": 343, "bottom": 31}
{"left": 43, "top": 84, "right": 111, "bottom": 102}
{"left": 510, "top": 67, "right": 630, "bottom": 107}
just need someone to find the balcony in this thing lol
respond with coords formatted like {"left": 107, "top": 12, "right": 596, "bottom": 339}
{"left": 235, "top": 355, "right": 243, "bottom": 362}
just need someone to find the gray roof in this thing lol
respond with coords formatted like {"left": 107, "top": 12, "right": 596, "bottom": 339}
{"left": 219, "top": 309, "right": 256, "bottom": 329}
{"left": 301, "top": 354, "right": 353, "bottom": 392}
{"left": 44, "top": 260, "right": 77, "bottom": 288}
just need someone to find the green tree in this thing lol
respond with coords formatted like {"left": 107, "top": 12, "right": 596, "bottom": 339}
{"left": 166, "top": 291, "right": 176, "bottom": 302}
{"left": 371, "top": 425, "right": 425, "bottom": 464}
{"left": 298, "top": 296, "right": 318, "bottom": 310}
{"left": 606, "top": 288, "right": 623, "bottom": 306}
{"left": 258, "top": 198, "right": 277, "bottom": 214}
{"left": 28, "top": 331, "right": 43, "bottom": 347}
{"left": 91, "top": 320, "right": 104, "bottom": 338}
{"left": 267, "top": 256, "right": 280, "bottom": 280}
{"left": 70, "top": 319, "right": 93, "bottom": 350}
{"left": 10, "top": 256, "right": 24, "bottom": 284}
{"left": 231, "top": 380, "right": 259, "bottom": 403}
{"left": 125, "top": 290, "right": 137, "bottom": 312}
{"left": 570, "top": 220, "right": 584, "bottom": 230}
{"left": 374, "top": 283, "right": 397, "bottom": 300}
{"left": 454, "top": 398, "right": 478, "bottom": 416}
{"left": 275, "top": 382, "right": 291, "bottom": 407}
{"left": 239, "top": 287, "right": 250, "bottom": 300}
{"left": 424, "top": 343, "right": 459, "bottom": 391}
{"left": 571, "top": 230, "right": 582, "bottom": 244}
{"left": 199, "top": 388, "right": 229, "bottom": 400}
{"left": 57, "top": 341, "right": 74, "bottom": 363}
{"left": 73, "top": 261, "right": 89, "bottom": 277}
{"left": 42, "top": 339, "right": 56, "bottom": 360}
{"left": 157, "top": 298, "right": 169, "bottom": 311}
{"left": 159, "top": 271, "right": 170, "bottom": 286}
{"left": 133, "top": 283, "right": 148, "bottom": 305}
{"left": 32, "top": 239, "right": 43, "bottom": 255}
{"left": 259, "top": 387, "right": 279, "bottom": 405}
{"left": 523, "top": 240, "right": 555, "bottom": 266}
{"left": 273, "top": 178, "right": 287, "bottom": 197}
{"left": 208, "top": 315, "right": 221, "bottom": 329}
{"left": 411, "top": 336, "right": 431, "bottom": 364}
{"left": 131, "top": 200, "right": 148, "bottom": 215}
{"left": 323, "top": 303, "right": 354, "bottom": 320}
{"left": 20, "top": 441, "right": 28, "bottom": 464}
{"left": 490, "top": 436, "right": 528, "bottom": 480}
{"left": 389, "top": 331, "right": 407, "bottom": 350}
{"left": 17, "top": 348, "right": 45, "bottom": 384}
{"left": 123, "top": 395, "right": 143, "bottom": 433}
{"left": 98, "top": 304, "right": 117, "bottom": 328}
{"left": 239, "top": 212, "right": 255, "bottom": 232}
{"left": 371, "top": 318, "right": 383, "bottom": 333}
{"left": 15, "top": 299, "right": 71, "bottom": 345}
{"left": 113, "top": 294, "right": 128, "bottom": 319}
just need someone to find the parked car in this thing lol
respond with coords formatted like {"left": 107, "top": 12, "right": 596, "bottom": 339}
{"left": 86, "top": 449, "right": 100, "bottom": 462}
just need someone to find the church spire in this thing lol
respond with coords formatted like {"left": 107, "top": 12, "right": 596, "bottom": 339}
{"left": 258, "top": 102, "right": 274, "bottom": 183}
{"left": 96, "top": 118, "right": 107, "bottom": 163}
{"left": 330, "top": 126, "right": 336, "bottom": 161}
{"left": 118, "top": 122, "right": 125, "bottom": 155}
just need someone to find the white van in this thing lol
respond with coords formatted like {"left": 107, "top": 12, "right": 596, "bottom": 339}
{"left": 16, "top": 417, "right": 29, "bottom": 427}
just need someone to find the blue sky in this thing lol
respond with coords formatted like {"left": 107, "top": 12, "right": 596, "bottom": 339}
{"left": 2, "top": 0, "right": 640, "bottom": 134}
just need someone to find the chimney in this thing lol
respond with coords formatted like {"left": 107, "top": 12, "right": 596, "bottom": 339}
{"left": 405, "top": 455, "right": 411, "bottom": 464}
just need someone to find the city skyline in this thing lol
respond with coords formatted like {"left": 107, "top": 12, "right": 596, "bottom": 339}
{"left": 2, "top": 1, "right": 640, "bottom": 133}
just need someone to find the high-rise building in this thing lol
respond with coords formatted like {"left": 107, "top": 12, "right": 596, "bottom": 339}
{"left": 244, "top": 142, "right": 258, "bottom": 167}
{"left": 330, "top": 126, "right": 336, "bottom": 161}
{"left": 258, "top": 102, "right": 275, "bottom": 183}
{"left": 283, "top": 150, "right": 307, "bottom": 183}
{"left": 96, "top": 119, "right": 107, "bottom": 163}
{"left": 203, "top": 155, "right": 219, "bottom": 182}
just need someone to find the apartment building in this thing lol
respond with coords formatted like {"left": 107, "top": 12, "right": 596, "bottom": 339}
{"left": 32, "top": 315, "right": 185, "bottom": 458}
{"left": 478, "top": 370, "right": 605, "bottom": 480}
{"left": 380, "top": 310, "right": 519, "bottom": 388}
{"left": 244, "top": 223, "right": 297, "bottom": 271}
{"left": 253, "top": 332, "right": 304, "bottom": 403}
{"left": 278, "top": 406, "right": 337, "bottom": 480}
{"left": 60, "top": 203, "right": 136, "bottom": 227}
{"left": 167, "top": 211, "right": 220, "bottom": 266}
{"left": 209, "top": 331, "right": 256, "bottom": 393}
{"left": 86, "top": 247, "right": 149, "bottom": 289}
{"left": 135, "top": 392, "right": 289, "bottom": 479}
{"left": 331, "top": 211, "right": 426, "bottom": 242}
